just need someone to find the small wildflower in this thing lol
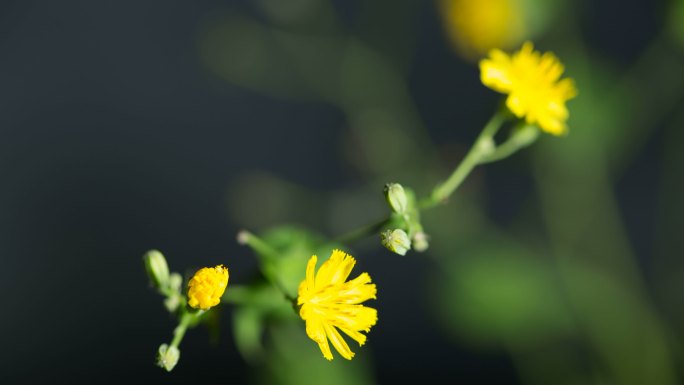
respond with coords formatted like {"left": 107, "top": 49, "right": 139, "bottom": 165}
{"left": 187, "top": 265, "right": 229, "bottom": 310}
{"left": 297, "top": 250, "right": 378, "bottom": 360}
{"left": 480, "top": 41, "right": 577, "bottom": 135}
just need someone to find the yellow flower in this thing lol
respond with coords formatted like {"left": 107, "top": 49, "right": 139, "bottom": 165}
{"left": 439, "top": 0, "right": 526, "bottom": 60}
{"left": 187, "top": 264, "right": 229, "bottom": 310}
{"left": 297, "top": 250, "right": 378, "bottom": 360}
{"left": 480, "top": 41, "right": 578, "bottom": 135}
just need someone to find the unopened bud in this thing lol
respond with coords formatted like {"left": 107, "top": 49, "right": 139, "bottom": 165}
{"left": 381, "top": 229, "right": 411, "bottom": 256}
{"left": 384, "top": 183, "right": 409, "bottom": 214}
{"left": 157, "top": 344, "right": 180, "bottom": 372}
{"left": 144, "top": 250, "right": 170, "bottom": 290}
{"left": 168, "top": 272, "right": 182, "bottom": 292}
{"left": 412, "top": 232, "right": 430, "bottom": 252}
{"left": 511, "top": 124, "right": 540, "bottom": 147}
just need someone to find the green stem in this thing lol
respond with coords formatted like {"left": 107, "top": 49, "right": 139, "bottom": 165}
{"left": 423, "top": 109, "right": 507, "bottom": 209}
{"left": 479, "top": 123, "right": 539, "bottom": 164}
{"left": 171, "top": 312, "right": 194, "bottom": 349}
{"left": 334, "top": 217, "right": 391, "bottom": 244}
{"left": 237, "top": 230, "right": 279, "bottom": 261}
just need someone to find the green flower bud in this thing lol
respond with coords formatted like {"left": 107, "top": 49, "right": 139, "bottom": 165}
{"left": 412, "top": 232, "right": 429, "bottom": 252}
{"left": 168, "top": 272, "right": 182, "bottom": 292}
{"left": 157, "top": 344, "right": 180, "bottom": 372}
{"left": 511, "top": 124, "right": 539, "bottom": 147}
{"left": 164, "top": 295, "right": 180, "bottom": 312}
{"left": 144, "top": 250, "right": 170, "bottom": 290}
{"left": 381, "top": 229, "right": 411, "bottom": 256}
{"left": 384, "top": 183, "right": 408, "bottom": 214}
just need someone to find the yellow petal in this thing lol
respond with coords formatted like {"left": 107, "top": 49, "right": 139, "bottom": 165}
{"left": 328, "top": 250, "right": 355, "bottom": 285}
{"left": 338, "top": 326, "right": 367, "bottom": 346}
{"left": 306, "top": 255, "right": 317, "bottom": 292}
{"left": 324, "top": 323, "right": 354, "bottom": 360}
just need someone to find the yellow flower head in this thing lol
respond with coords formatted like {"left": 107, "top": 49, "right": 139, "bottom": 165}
{"left": 480, "top": 41, "right": 578, "bottom": 135}
{"left": 187, "top": 264, "right": 229, "bottom": 310}
{"left": 297, "top": 249, "right": 378, "bottom": 361}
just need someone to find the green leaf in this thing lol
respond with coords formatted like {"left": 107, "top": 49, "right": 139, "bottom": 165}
{"left": 431, "top": 240, "right": 573, "bottom": 347}
{"left": 234, "top": 307, "right": 266, "bottom": 364}
{"left": 259, "top": 226, "right": 339, "bottom": 297}
{"left": 259, "top": 323, "right": 377, "bottom": 385}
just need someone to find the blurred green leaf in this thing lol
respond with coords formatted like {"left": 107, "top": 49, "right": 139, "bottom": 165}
{"left": 260, "top": 226, "right": 340, "bottom": 297}
{"left": 259, "top": 323, "right": 376, "bottom": 385}
{"left": 432, "top": 240, "right": 574, "bottom": 347}
{"left": 234, "top": 306, "right": 266, "bottom": 364}
{"left": 669, "top": 0, "right": 684, "bottom": 48}
{"left": 226, "top": 281, "right": 297, "bottom": 363}
{"left": 559, "top": 258, "right": 679, "bottom": 385}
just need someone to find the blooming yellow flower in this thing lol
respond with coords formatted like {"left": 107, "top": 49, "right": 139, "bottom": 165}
{"left": 439, "top": 0, "right": 526, "bottom": 60}
{"left": 297, "top": 250, "right": 377, "bottom": 360}
{"left": 480, "top": 41, "right": 578, "bottom": 135}
{"left": 187, "top": 264, "right": 229, "bottom": 310}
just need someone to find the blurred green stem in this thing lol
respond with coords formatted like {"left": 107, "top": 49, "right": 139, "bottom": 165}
{"left": 171, "top": 311, "right": 194, "bottom": 349}
{"left": 334, "top": 217, "right": 391, "bottom": 244}
{"left": 334, "top": 109, "right": 541, "bottom": 247}
{"left": 479, "top": 123, "right": 539, "bottom": 164}
{"left": 423, "top": 109, "right": 507, "bottom": 209}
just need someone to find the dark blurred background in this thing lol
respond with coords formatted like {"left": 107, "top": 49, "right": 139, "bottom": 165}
{"left": 1, "top": 0, "right": 683, "bottom": 384}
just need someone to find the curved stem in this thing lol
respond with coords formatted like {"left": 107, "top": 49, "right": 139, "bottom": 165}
{"left": 479, "top": 123, "right": 539, "bottom": 164}
{"left": 171, "top": 311, "right": 195, "bottom": 349}
{"left": 422, "top": 109, "right": 507, "bottom": 209}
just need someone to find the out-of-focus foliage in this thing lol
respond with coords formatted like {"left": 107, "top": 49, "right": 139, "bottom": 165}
{"left": 433, "top": 240, "right": 573, "bottom": 346}
{"left": 669, "top": 0, "right": 684, "bottom": 48}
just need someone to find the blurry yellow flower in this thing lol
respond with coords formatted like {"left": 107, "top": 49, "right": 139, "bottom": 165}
{"left": 297, "top": 250, "right": 378, "bottom": 360}
{"left": 187, "top": 264, "right": 229, "bottom": 310}
{"left": 439, "top": 0, "right": 526, "bottom": 60}
{"left": 480, "top": 42, "right": 577, "bottom": 135}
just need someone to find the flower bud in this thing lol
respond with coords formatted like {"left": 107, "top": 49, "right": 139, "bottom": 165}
{"left": 157, "top": 344, "right": 180, "bottom": 372}
{"left": 384, "top": 183, "right": 408, "bottom": 214}
{"left": 412, "top": 232, "right": 430, "bottom": 252}
{"left": 164, "top": 295, "right": 180, "bottom": 312}
{"left": 511, "top": 124, "right": 540, "bottom": 146}
{"left": 381, "top": 229, "right": 411, "bottom": 256}
{"left": 144, "top": 250, "right": 170, "bottom": 290}
{"left": 168, "top": 272, "right": 182, "bottom": 292}
{"left": 187, "top": 265, "right": 229, "bottom": 310}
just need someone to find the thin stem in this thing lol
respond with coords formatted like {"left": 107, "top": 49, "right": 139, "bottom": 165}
{"left": 479, "top": 123, "right": 539, "bottom": 164}
{"left": 237, "top": 230, "right": 279, "bottom": 261}
{"left": 334, "top": 217, "right": 391, "bottom": 244}
{"left": 423, "top": 109, "right": 507, "bottom": 209}
{"left": 171, "top": 312, "right": 194, "bottom": 349}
